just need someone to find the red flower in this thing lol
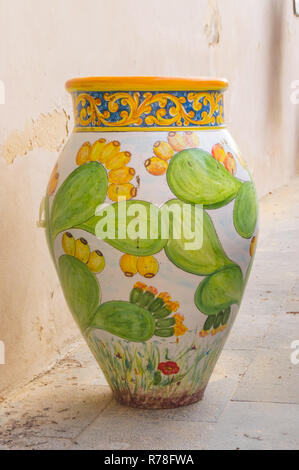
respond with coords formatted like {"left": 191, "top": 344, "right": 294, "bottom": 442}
{"left": 157, "top": 361, "right": 180, "bottom": 376}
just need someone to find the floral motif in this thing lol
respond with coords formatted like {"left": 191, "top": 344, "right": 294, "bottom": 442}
{"left": 158, "top": 361, "right": 180, "bottom": 376}
{"left": 72, "top": 91, "right": 224, "bottom": 130}
{"left": 133, "top": 281, "right": 147, "bottom": 291}
{"left": 174, "top": 314, "right": 188, "bottom": 337}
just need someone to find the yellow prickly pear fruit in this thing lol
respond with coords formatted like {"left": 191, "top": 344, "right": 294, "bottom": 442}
{"left": 62, "top": 232, "right": 75, "bottom": 256}
{"left": 107, "top": 183, "right": 137, "bottom": 202}
{"left": 211, "top": 143, "right": 226, "bottom": 163}
{"left": 120, "top": 254, "right": 138, "bottom": 277}
{"left": 137, "top": 256, "right": 159, "bottom": 278}
{"left": 167, "top": 132, "right": 186, "bottom": 151}
{"left": 153, "top": 141, "right": 174, "bottom": 161}
{"left": 98, "top": 140, "right": 120, "bottom": 164}
{"left": 75, "top": 237, "right": 90, "bottom": 264}
{"left": 183, "top": 131, "right": 199, "bottom": 148}
{"left": 87, "top": 250, "right": 105, "bottom": 273}
{"left": 76, "top": 142, "right": 91, "bottom": 165}
{"left": 89, "top": 138, "right": 106, "bottom": 161}
{"left": 108, "top": 167, "right": 135, "bottom": 184}
{"left": 144, "top": 157, "right": 168, "bottom": 176}
{"left": 105, "top": 151, "right": 131, "bottom": 170}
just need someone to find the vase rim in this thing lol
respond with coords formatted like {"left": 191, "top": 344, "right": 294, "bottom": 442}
{"left": 65, "top": 76, "right": 229, "bottom": 93}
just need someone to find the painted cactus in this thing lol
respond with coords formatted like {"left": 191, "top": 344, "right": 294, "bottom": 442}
{"left": 166, "top": 148, "right": 242, "bottom": 208}
{"left": 58, "top": 255, "right": 181, "bottom": 343}
{"left": 164, "top": 199, "right": 233, "bottom": 276}
{"left": 233, "top": 181, "right": 258, "bottom": 238}
{"left": 44, "top": 77, "right": 258, "bottom": 408}
{"left": 91, "top": 284, "right": 180, "bottom": 342}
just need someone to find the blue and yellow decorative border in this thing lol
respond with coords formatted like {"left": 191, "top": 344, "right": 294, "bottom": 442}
{"left": 71, "top": 90, "right": 224, "bottom": 132}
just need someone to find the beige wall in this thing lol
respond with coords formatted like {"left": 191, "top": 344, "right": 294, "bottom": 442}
{"left": 0, "top": 0, "right": 298, "bottom": 397}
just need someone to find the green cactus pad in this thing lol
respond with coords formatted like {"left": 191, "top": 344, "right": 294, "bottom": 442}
{"left": 166, "top": 149, "right": 242, "bottom": 208}
{"left": 195, "top": 264, "right": 243, "bottom": 316}
{"left": 222, "top": 306, "right": 231, "bottom": 325}
{"left": 203, "top": 315, "right": 215, "bottom": 331}
{"left": 58, "top": 254, "right": 100, "bottom": 332}
{"left": 44, "top": 194, "right": 54, "bottom": 262}
{"left": 78, "top": 200, "right": 168, "bottom": 256}
{"left": 152, "top": 306, "right": 172, "bottom": 319}
{"left": 154, "top": 328, "right": 175, "bottom": 337}
{"left": 233, "top": 181, "right": 258, "bottom": 238}
{"left": 129, "top": 287, "right": 145, "bottom": 304}
{"left": 147, "top": 297, "right": 165, "bottom": 313}
{"left": 91, "top": 301, "right": 156, "bottom": 342}
{"left": 156, "top": 317, "right": 176, "bottom": 328}
{"left": 164, "top": 199, "right": 232, "bottom": 275}
{"left": 213, "top": 312, "right": 224, "bottom": 329}
{"left": 136, "top": 291, "right": 156, "bottom": 308}
{"left": 50, "top": 162, "right": 108, "bottom": 240}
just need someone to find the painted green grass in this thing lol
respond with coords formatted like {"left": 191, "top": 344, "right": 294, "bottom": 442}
{"left": 87, "top": 330, "right": 226, "bottom": 397}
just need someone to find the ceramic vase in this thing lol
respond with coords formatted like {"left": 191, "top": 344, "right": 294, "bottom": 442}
{"left": 44, "top": 77, "right": 258, "bottom": 409}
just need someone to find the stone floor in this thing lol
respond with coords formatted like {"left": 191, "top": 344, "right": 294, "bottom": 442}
{"left": 1, "top": 178, "right": 299, "bottom": 450}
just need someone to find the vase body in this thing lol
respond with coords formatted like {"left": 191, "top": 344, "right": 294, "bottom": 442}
{"left": 45, "top": 77, "right": 258, "bottom": 408}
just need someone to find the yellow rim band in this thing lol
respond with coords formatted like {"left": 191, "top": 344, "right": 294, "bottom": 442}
{"left": 66, "top": 76, "right": 229, "bottom": 93}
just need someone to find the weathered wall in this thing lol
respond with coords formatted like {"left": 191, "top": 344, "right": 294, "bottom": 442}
{"left": 0, "top": 0, "right": 298, "bottom": 396}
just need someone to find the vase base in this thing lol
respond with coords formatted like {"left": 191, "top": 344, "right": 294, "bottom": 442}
{"left": 113, "top": 387, "right": 206, "bottom": 409}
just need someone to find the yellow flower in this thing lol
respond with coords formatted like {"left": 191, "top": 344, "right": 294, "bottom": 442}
{"left": 134, "top": 281, "right": 147, "bottom": 290}
{"left": 158, "top": 292, "right": 172, "bottom": 302}
{"left": 199, "top": 330, "right": 209, "bottom": 338}
{"left": 174, "top": 313, "right": 184, "bottom": 323}
{"left": 146, "top": 285, "right": 158, "bottom": 295}
{"left": 165, "top": 300, "right": 180, "bottom": 312}
{"left": 174, "top": 323, "right": 188, "bottom": 337}
{"left": 174, "top": 314, "right": 188, "bottom": 337}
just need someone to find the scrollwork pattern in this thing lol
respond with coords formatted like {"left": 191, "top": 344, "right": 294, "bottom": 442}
{"left": 72, "top": 90, "right": 224, "bottom": 129}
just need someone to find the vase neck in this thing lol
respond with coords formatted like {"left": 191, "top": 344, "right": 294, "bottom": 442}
{"left": 66, "top": 77, "right": 228, "bottom": 132}
{"left": 70, "top": 89, "right": 225, "bottom": 132}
